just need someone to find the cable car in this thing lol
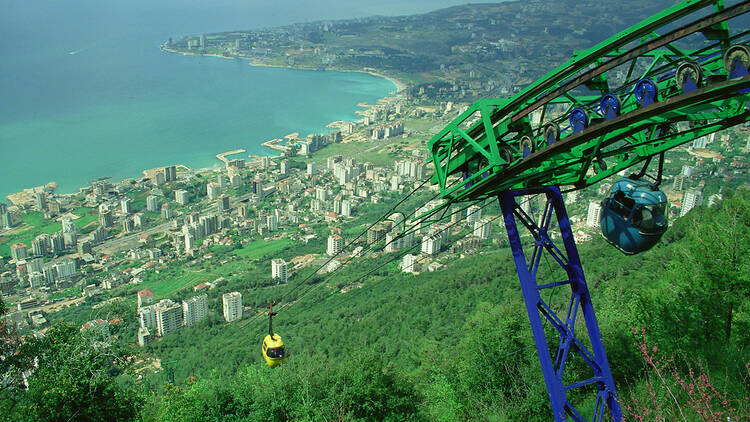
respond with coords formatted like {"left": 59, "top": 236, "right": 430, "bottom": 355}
{"left": 600, "top": 178, "right": 668, "bottom": 254}
{"left": 262, "top": 333, "right": 285, "bottom": 368}
{"left": 261, "top": 303, "right": 285, "bottom": 368}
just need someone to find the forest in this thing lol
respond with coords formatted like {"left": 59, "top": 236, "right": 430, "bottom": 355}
{"left": 1, "top": 188, "right": 748, "bottom": 421}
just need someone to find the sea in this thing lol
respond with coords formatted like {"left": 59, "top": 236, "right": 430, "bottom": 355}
{"left": 0, "top": 0, "right": 489, "bottom": 201}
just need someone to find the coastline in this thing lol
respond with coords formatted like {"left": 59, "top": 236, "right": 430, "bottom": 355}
{"left": 243, "top": 58, "right": 407, "bottom": 141}
{"left": 160, "top": 43, "right": 406, "bottom": 142}
{"left": 160, "top": 45, "right": 408, "bottom": 94}
{"left": 246, "top": 58, "right": 407, "bottom": 94}
{"left": 2, "top": 48, "right": 401, "bottom": 205}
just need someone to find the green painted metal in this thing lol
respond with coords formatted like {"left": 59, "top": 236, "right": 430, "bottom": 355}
{"left": 427, "top": 0, "right": 750, "bottom": 208}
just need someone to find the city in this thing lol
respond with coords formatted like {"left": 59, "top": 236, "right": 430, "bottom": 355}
{"left": 1, "top": 0, "right": 749, "bottom": 420}
{"left": 2, "top": 86, "right": 747, "bottom": 346}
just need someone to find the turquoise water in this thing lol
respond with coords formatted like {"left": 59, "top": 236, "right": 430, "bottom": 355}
{"left": 0, "top": 0, "right": 489, "bottom": 201}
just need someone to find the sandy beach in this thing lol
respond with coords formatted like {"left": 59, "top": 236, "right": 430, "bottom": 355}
{"left": 247, "top": 59, "right": 407, "bottom": 94}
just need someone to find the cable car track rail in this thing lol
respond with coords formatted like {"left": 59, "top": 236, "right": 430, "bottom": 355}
{"left": 421, "top": 1, "right": 750, "bottom": 420}
{"left": 429, "top": 0, "right": 750, "bottom": 204}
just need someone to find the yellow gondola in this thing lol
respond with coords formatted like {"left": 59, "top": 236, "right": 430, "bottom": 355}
{"left": 261, "top": 303, "right": 285, "bottom": 368}
{"left": 261, "top": 333, "right": 285, "bottom": 367}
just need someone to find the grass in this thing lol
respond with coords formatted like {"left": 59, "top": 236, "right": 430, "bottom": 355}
{"left": 144, "top": 269, "right": 213, "bottom": 299}
{"left": 303, "top": 142, "right": 379, "bottom": 166}
{"left": 0, "top": 207, "right": 98, "bottom": 256}
{"left": 0, "top": 212, "right": 62, "bottom": 256}
{"left": 234, "top": 238, "right": 293, "bottom": 260}
{"left": 131, "top": 239, "right": 291, "bottom": 300}
{"left": 49, "top": 285, "right": 83, "bottom": 301}
{"left": 139, "top": 257, "right": 268, "bottom": 300}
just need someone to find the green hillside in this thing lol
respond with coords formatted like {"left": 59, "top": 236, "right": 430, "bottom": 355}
{"left": 3, "top": 189, "right": 748, "bottom": 421}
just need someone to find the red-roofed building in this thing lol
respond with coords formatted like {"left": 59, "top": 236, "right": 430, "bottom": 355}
{"left": 81, "top": 319, "right": 108, "bottom": 333}
{"left": 137, "top": 289, "right": 154, "bottom": 308}
{"left": 194, "top": 283, "right": 210, "bottom": 292}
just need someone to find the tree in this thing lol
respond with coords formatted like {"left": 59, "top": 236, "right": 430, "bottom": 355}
{"left": 15, "top": 322, "right": 142, "bottom": 422}
{"left": 0, "top": 298, "right": 33, "bottom": 412}
{"left": 637, "top": 189, "right": 750, "bottom": 355}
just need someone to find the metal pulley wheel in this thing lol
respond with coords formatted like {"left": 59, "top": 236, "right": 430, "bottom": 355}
{"left": 569, "top": 108, "right": 588, "bottom": 132}
{"left": 542, "top": 122, "right": 560, "bottom": 146}
{"left": 723, "top": 44, "right": 750, "bottom": 73}
{"left": 675, "top": 61, "right": 702, "bottom": 91}
{"left": 519, "top": 136, "right": 534, "bottom": 157}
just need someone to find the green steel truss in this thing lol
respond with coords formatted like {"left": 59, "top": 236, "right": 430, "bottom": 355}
{"left": 427, "top": 0, "right": 750, "bottom": 208}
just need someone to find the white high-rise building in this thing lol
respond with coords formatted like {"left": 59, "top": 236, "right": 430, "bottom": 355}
{"left": 473, "top": 219, "right": 492, "bottom": 239}
{"left": 327, "top": 235, "right": 344, "bottom": 256}
{"left": 175, "top": 190, "right": 190, "bottom": 205}
{"left": 681, "top": 189, "right": 703, "bottom": 217}
{"left": 385, "top": 231, "right": 415, "bottom": 253}
{"left": 146, "top": 195, "right": 159, "bottom": 212}
{"left": 138, "top": 304, "right": 157, "bottom": 329}
{"left": 266, "top": 214, "right": 279, "bottom": 232}
{"left": 207, "top": 183, "right": 221, "bottom": 200}
{"left": 271, "top": 259, "right": 288, "bottom": 283}
{"left": 421, "top": 235, "right": 442, "bottom": 256}
{"left": 182, "top": 294, "right": 208, "bottom": 327}
{"left": 402, "top": 254, "right": 418, "bottom": 273}
{"left": 222, "top": 292, "right": 243, "bottom": 322}
{"left": 466, "top": 205, "right": 482, "bottom": 225}
{"left": 586, "top": 201, "right": 602, "bottom": 228}
{"left": 341, "top": 200, "right": 352, "bottom": 217}
{"left": 120, "top": 198, "right": 132, "bottom": 214}
{"left": 161, "top": 203, "right": 173, "bottom": 219}
{"left": 155, "top": 299, "right": 182, "bottom": 336}
{"left": 54, "top": 259, "right": 77, "bottom": 280}
{"left": 184, "top": 233, "right": 195, "bottom": 253}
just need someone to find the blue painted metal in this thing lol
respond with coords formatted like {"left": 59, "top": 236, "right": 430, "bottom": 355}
{"left": 729, "top": 56, "right": 750, "bottom": 94}
{"left": 729, "top": 56, "right": 749, "bottom": 79}
{"left": 570, "top": 108, "right": 588, "bottom": 133}
{"left": 599, "top": 94, "right": 620, "bottom": 120}
{"left": 683, "top": 75, "right": 699, "bottom": 92}
{"left": 499, "top": 186, "right": 622, "bottom": 422}
{"left": 634, "top": 78, "right": 658, "bottom": 106}
{"left": 463, "top": 172, "right": 474, "bottom": 188}
{"left": 544, "top": 123, "right": 560, "bottom": 146}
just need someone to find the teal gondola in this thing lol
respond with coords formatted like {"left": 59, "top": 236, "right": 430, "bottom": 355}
{"left": 600, "top": 178, "right": 668, "bottom": 254}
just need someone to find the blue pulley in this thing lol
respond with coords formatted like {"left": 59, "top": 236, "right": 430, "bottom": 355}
{"left": 462, "top": 171, "right": 473, "bottom": 188}
{"left": 519, "top": 136, "right": 534, "bottom": 158}
{"left": 599, "top": 94, "right": 620, "bottom": 120}
{"left": 542, "top": 122, "right": 560, "bottom": 146}
{"left": 569, "top": 108, "right": 588, "bottom": 133}
{"left": 634, "top": 79, "right": 658, "bottom": 106}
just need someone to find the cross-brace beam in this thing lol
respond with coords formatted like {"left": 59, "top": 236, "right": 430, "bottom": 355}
{"left": 498, "top": 186, "right": 622, "bottom": 422}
